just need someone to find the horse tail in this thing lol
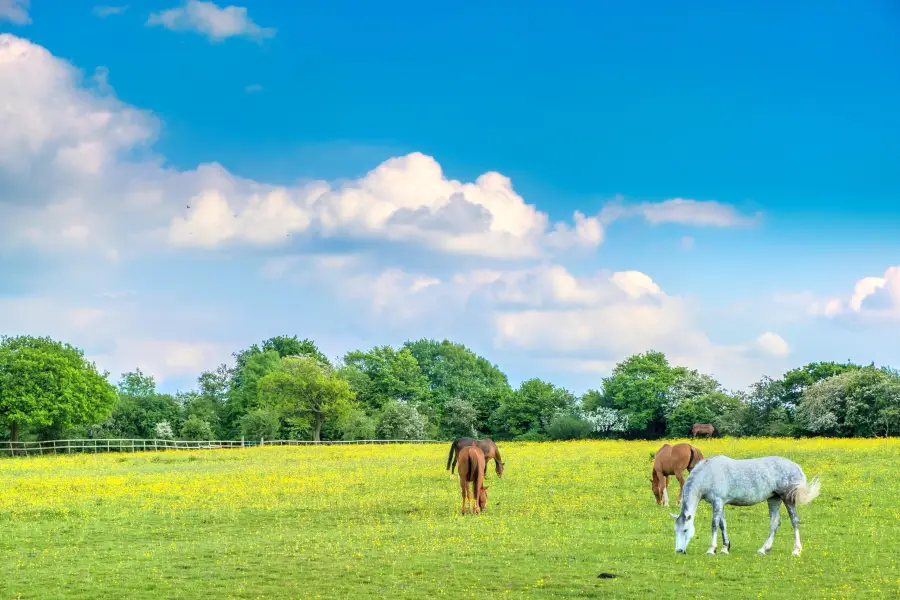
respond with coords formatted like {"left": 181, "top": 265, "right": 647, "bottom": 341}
{"left": 446, "top": 440, "right": 457, "bottom": 471}
{"left": 785, "top": 476, "right": 822, "bottom": 505}
{"left": 687, "top": 446, "right": 695, "bottom": 470}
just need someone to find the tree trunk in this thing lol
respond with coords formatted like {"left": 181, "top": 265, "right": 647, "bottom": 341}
{"left": 10, "top": 422, "right": 19, "bottom": 442}
{"left": 313, "top": 413, "right": 323, "bottom": 442}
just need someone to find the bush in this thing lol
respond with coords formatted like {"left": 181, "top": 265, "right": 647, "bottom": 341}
{"left": 441, "top": 398, "right": 478, "bottom": 439}
{"left": 340, "top": 409, "right": 377, "bottom": 441}
{"left": 512, "top": 429, "right": 550, "bottom": 442}
{"left": 240, "top": 409, "right": 281, "bottom": 440}
{"left": 154, "top": 421, "right": 174, "bottom": 439}
{"left": 546, "top": 413, "right": 592, "bottom": 440}
{"left": 376, "top": 401, "right": 428, "bottom": 440}
{"left": 180, "top": 416, "right": 214, "bottom": 441}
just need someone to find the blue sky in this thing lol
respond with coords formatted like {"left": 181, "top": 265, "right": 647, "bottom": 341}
{"left": 1, "top": 0, "right": 899, "bottom": 394}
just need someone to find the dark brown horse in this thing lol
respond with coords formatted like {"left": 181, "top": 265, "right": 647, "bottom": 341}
{"left": 447, "top": 437, "right": 504, "bottom": 478}
{"left": 457, "top": 445, "right": 488, "bottom": 515}
{"left": 651, "top": 443, "right": 704, "bottom": 507}
{"left": 690, "top": 423, "right": 718, "bottom": 439}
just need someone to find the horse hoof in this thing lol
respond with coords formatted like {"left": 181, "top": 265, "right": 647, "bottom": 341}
{"left": 792, "top": 549, "right": 801, "bottom": 557}
{"left": 720, "top": 547, "right": 729, "bottom": 555}
{"left": 758, "top": 548, "right": 768, "bottom": 555}
{"left": 706, "top": 549, "right": 716, "bottom": 555}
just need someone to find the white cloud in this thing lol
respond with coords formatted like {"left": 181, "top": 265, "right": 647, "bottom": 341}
{"left": 0, "top": 0, "right": 29, "bottom": 24}
{"left": 93, "top": 5, "right": 127, "bottom": 17}
{"left": 755, "top": 332, "right": 790, "bottom": 357}
{"left": 601, "top": 197, "right": 759, "bottom": 228}
{"left": 805, "top": 266, "right": 900, "bottom": 322}
{"left": 147, "top": 1, "right": 275, "bottom": 42}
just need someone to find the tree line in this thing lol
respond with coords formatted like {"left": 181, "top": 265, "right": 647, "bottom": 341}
{"left": 1, "top": 334, "right": 899, "bottom": 443}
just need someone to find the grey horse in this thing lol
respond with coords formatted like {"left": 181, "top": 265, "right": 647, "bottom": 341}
{"left": 671, "top": 455, "right": 821, "bottom": 556}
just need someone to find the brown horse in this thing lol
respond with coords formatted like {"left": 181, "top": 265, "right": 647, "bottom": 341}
{"left": 457, "top": 446, "right": 488, "bottom": 515}
{"left": 447, "top": 437, "right": 504, "bottom": 478}
{"left": 651, "top": 443, "right": 704, "bottom": 507}
{"left": 690, "top": 423, "right": 718, "bottom": 439}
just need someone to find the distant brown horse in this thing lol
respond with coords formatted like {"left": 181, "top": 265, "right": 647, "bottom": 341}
{"left": 457, "top": 446, "right": 488, "bottom": 515}
{"left": 651, "top": 443, "right": 704, "bottom": 507}
{"left": 690, "top": 424, "right": 718, "bottom": 439}
{"left": 447, "top": 437, "right": 504, "bottom": 478}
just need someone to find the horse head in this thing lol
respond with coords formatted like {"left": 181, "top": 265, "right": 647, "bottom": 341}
{"left": 478, "top": 484, "right": 489, "bottom": 511}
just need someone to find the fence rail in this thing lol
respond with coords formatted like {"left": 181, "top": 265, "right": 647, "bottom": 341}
{"left": 1, "top": 438, "right": 446, "bottom": 457}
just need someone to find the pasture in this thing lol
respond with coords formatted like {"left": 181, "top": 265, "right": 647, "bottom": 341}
{"left": 0, "top": 438, "right": 897, "bottom": 599}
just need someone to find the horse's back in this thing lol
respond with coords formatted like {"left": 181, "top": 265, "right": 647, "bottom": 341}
{"left": 696, "top": 455, "right": 806, "bottom": 504}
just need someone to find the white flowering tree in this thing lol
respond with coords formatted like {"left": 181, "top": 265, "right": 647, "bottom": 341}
{"left": 583, "top": 407, "right": 629, "bottom": 435}
{"left": 154, "top": 420, "right": 174, "bottom": 439}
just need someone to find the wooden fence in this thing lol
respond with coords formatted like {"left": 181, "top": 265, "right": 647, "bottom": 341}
{"left": 0, "top": 438, "right": 446, "bottom": 457}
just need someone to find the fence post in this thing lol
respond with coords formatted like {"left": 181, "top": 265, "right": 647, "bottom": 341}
{"left": 260, "top": 437, "right": 264, "bottom": 447}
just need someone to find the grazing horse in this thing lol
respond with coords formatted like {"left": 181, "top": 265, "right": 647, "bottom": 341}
{"left": 651, "top": 443, "right": 704, "bottom": 507}
{"left": 447, "top": 437, "right": 504, "bottom": 478}
{"left": 457, "top": 446, "right": 488, "bottom": 515}
{"left": 690, "top": 424, "right": 718, "bottom": 439}
{"left": 671, "top": 455, "right": 821, "bottom": 556}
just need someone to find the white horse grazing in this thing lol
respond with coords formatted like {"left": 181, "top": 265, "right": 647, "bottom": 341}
{"left": 671, "top": 455, "right": 821, "bottom": 557}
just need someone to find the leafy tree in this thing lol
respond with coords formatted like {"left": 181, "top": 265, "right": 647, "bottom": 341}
{"left": 599, "top": 351, "right": 686, "bottom": 437}
{"left": 223, "top": 350, "right": 282, "bottom": 436}
{"left": 491, "top": 378, "right": 575, "bottom": 438}
{"left": 258, "top": 356, "right": 355, "bottom": 441}
{"left": 440, "top": 398, "right": 478, "bottom": 438}
{"left": 338, "top": 408, "right": 378, "bottom": 441}
{"left": 667, "top": 391, "right": 741, "bottom": 436}
{"left": 742, "top": 376, "right": 791, "bottom": 436}
{"left": 240, "top": 409, "right": 281, "bottom": 440}
{"left": 376, "top": 401, "right": 428, "bottom": 440}
{"left": 105, "top": 371, "right": 182, "bottom": 438}
{"left": 796, "top": 367, "right": 900, "bottom": 437}
{"left": 180, "top": 415, "right": 214, "bottom": 440}
{"left": 582, "top": 406, "right": 629, "bottom": 436}
{"left": 781, "top": 361, "right": 861, "bottom": 413}
{"left": 154, "top": 421, "right": 174, "bottom": 440}
{"left": 546, "top": 413, "right": 593, "bottom": 440}
{"left": 0, "top": 335, "right": 117, "bottom": 441}
{"left": 403, "top": 338, "right": 513, "bottom": 430}
{"left": 669, "top": 369, "right": 723, "bottom": 408}
{"left": 341, "top": 346, "right": 430, "bottom": 410}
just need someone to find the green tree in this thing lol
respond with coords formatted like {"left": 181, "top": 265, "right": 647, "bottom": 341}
{"left": 180, "top": 415, "right": 214, "bottom": 440}
{"left": 258, "top": 356, "right": 355, "bottom": 441}
{"left": 491, "top": 378, "right": 575, "bottom": 438}
{"left": 666, "top": 391, "right": 741, "bottom": 436}
{"left": 341, "top": 346, "right": 430, "bottom": 411}
{"left": 599, "top": 351, "right": 685, "bottom": 437}
{"left": 781, "top": 361, "right": 861, "bottom": 413}
{"left": 742, "top": 376, "right": 791, "bottom": 436}
{"left": 440, "top": 398, "right": 478, "bottom": 438}
{"left": 223, "top": 350, "right": 282, "bottom": 436}
{"left": 240, "top": 409, "right": 281, "bottom": 440}
{"left": 0, "top": 335, "right": 117, "bottom": 441}
{"left": 403, "top": 338, "right": 512, "bottom": 430}
{"left": 376, "top": 401, "right": 428, "bottom": 440}
{"left": 546, "top": 413, "right": 593, "bottom": 440}
{"left": 105, "top": 370, "right": 181, "bottom": 438}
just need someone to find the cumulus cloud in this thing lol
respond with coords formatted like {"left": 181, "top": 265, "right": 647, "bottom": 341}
{"left": 147, "top": 1, "right": 275, "bottom": 42}
{"left": 272, "top": 258, "right": 790, "bottom": 389}
{"left": 0, "top": 0, "right": 29, "bottom": 24}
{"left": 808, "top": 266, "right": 900, "bottom": 322}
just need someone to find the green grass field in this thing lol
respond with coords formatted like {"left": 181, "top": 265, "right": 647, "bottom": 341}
{"left": 0, "top": 438, "right": 898, "bottom": 599}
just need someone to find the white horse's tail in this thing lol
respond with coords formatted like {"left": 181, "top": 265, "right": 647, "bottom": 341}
{"left": 786, "top": 476, "right": 821, "bottom": 505}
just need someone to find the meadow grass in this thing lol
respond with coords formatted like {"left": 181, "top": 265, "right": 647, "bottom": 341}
{"left": 0, "top": 438, "right": 898, "bottom": 599}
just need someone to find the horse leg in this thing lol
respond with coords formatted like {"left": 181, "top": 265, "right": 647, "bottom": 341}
{"left": 662, "top": 475, "right": 670, "bottom": 507}
{"left": 785, "top": 501, "right": 802, "bottom": 556}
{"left": 459, "top": 477, "right": 468, "bottom": 515}
{"left": 758, "top": 497, "right": 782, "bottom": 554}
{"left": 707, "top": 499, "right": 725, "bottom": 555}
{"left": 675, "top": 472, "right": 685, "bottom": 505}
{"left": 719, "top": 505, "right": 731, "bottom": 554}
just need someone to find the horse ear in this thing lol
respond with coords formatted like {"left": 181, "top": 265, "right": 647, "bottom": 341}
{"left": 669, "top": 512, "right": 679, "bottom": 519}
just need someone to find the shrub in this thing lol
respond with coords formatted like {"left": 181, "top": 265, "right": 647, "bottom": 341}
{"left": 441, "top": 398, "right": 478, "bottom": 438}
{"left": 340, "top": 409, "right": 377, "bottom": 441}
{"left": 240, "top": 409, "right": 281, "bottom": 440}
{"left": 179, "top": 416, "right": 214, "bottom": 441}
{"left": 546, "top": 413, "right": 592, "bottom": 440}
{"left": 154, "top": 421, "right": 174, "bottom": 439}
{"left": 512, "top": 429, "right": 550, "bottom": 442}
{"left": 376, "top": 401, "right": 428, "bottom": 440}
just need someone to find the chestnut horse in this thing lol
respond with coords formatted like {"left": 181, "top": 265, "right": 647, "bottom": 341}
{"left": 457, "top": 446, "right": 488, "bottom": 515}
{"left": 651, "top": 443, "right": 704, "bottom": 507}
{"left": 447, "top": 437, "right": 504, "bottom": 478}
{"left": 690, "top": 423, "right": 718, "bottom": 439}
